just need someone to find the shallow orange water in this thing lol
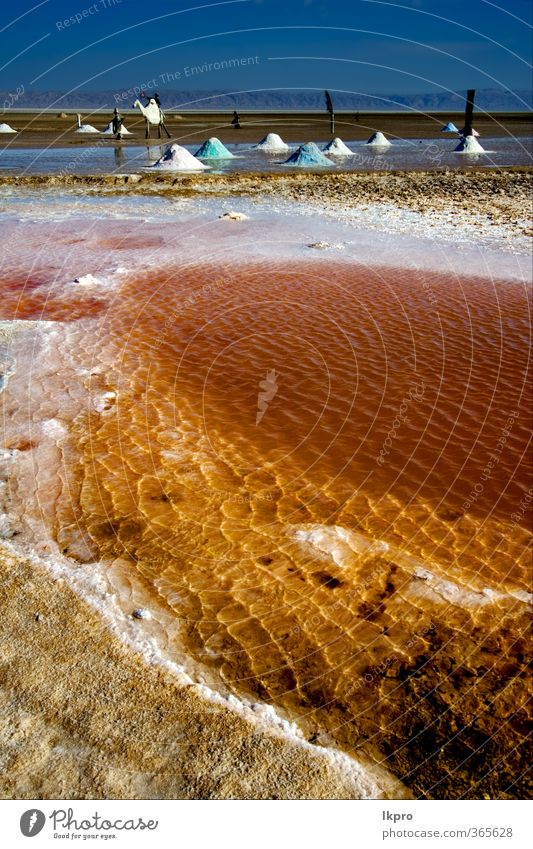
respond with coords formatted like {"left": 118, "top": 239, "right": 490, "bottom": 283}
{"left": 3, "top": 258, "right": 532, "bottom": 798}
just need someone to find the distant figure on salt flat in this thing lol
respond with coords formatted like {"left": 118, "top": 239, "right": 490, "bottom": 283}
{"left": 152, "top": 93, "right": 170, "bottom": 137}
{"left": 231, "top": 110, "right": 241, "bottom": 129}
{"left": 112, "top": 108, "right": 123, "bottom": 140}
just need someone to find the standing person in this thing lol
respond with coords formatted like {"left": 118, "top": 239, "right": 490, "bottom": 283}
{"left": 151, "top": 92, "right": 170, "bottom": 138}
{"left": 143, "top": 91, "right": 161, "bottom": 108}
{"left": 231, "top": 110, "right": 241, "bottom": 129}
{"left": 112, "top": 107, "right": 123, "bottom": 140}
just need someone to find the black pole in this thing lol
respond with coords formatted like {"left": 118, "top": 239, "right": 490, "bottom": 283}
{"left": 464, "top": 89, "right": 475, "bottom": 137}
{"left": 325, "top": 90, "right": 335, "bottom": 135}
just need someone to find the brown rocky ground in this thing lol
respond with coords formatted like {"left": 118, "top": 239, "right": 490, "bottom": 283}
{"left": 1, "top": 169, "right": 531, "bottom": 235}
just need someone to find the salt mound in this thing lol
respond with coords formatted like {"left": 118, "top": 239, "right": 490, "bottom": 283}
{"left": 75, "top": 124, "right": 100, "bottom": 134}
{"left": 194, "top": 137, "right": 234, "bottom": 159}
{"left": 441, "top": 122, "right": 459, "bottom": 133}
{"left": 219, "top": 211, "right": 249, "bottom": 220}
{"left": 282, "top": 142, "right": 334, "bottom": 168}
{"left": 255, "top": 133, "right": 289, "bottom": 152}
{"left": 365, "top": 132, "right": 391, "bottom": 147}
{"left": 152, "top": 143, "right": 209, "bottom": 171}
{"left": 308, "top": 241, "right": 344, "bottom": 250}
{"left": 323, "top": 137, "right": 353, "bottom": 156}
{"left": 460, "top": 127, "right": 480, "bottom": 137}
{"left": 0, "top": 123, "right": 16, "bottom": 133}
{"left": 102, "top": 122, "right": 133, "bottom": 136}
{"left": 454, "top": 135, "right": 485, "bottom": 154}
{"left": 73, "top": 274, "right": 101, "bottom": 286}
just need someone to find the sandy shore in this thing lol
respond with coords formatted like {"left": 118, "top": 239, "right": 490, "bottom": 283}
{"left": 0, "top": 540, "right": 410, "bottom": 800}
{"left": 1, "top": 110, "right": 531, "bottom": 149}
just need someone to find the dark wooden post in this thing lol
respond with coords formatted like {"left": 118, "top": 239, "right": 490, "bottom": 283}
{"left": 325, "top": 90, "right": 335, "bottom": 135}
{"left": 463, "top": 89, "right": 475, "bottom": 137}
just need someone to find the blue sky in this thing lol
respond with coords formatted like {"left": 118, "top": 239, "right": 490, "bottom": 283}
{"left": 2, "top": 0, "right": 531, "bottom": 97}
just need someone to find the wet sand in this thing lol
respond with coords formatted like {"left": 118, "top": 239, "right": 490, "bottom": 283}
{"left": 1, "top": 110, "right": 531, "bottom": 149}
{"left": 0, "top": 541, "right": 406, "bottom": 800}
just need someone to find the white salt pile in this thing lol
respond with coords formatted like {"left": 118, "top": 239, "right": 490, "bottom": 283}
{"left": 255, "top": 133, "right": 289, "bottom": 152}
{"left": 102, "top": 122, "right": 133, "bottom": 136}
{"left": 75, "top": 114, "right": 100, "bottom": 134}
{"left": 454, "top": 135, "right": 486, "bottom": 154}
{"left": 73, "top": 274, "right": 101, "bottom": 286}
{"left": 219, "top": 211, "right": 249, "bottom": 220}
{"left": 460, "top": 127, "right": 480, "bottom": 137}
{"left": 365, "top": 131, "right": 391, "bottom": 147}
{"left": 0, "top": 123, "right": 16, "bottom": 133}
{"left": 151, "top": 143, "right": 209, "bottom": 171}
{"left": 75, "top": 125, "right": 100, "bottom": 134}
{"left": 323, "top": 138, "right": 353, "bottom": 156}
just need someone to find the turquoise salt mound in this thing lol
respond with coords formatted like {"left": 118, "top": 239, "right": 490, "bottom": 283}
{"left": 323, "top": 137, "right": 353, "bottom": 156}
{"left": 441, "top": 122, "right": 459, "bottom": 133}
{"left": 194, "top": 137, "right": 235, "bottom": 159}
{"left": 282, "top": 142, "right": 334, "bottom": 167}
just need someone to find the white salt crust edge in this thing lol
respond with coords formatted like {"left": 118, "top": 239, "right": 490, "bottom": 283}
{"left": 295, "top": 525, "right": 533, "bottom": 609}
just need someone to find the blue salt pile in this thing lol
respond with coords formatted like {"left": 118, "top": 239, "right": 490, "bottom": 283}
{"left": 282, "top": 142, "right": 334, "bottom": 167}
{"left": 441, "top": 122, "right": 459, "bottom": 132}
{"left": 194, "top": 137, "right": 235, "bottom": 159}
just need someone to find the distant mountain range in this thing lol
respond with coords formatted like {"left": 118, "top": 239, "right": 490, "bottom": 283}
{"left": 3, "top": 88, "right": 532, "bottom": 112}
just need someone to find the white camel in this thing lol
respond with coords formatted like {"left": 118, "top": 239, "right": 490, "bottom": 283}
{"left": 132, "top": 98, "right": 170, "bottom": 139}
